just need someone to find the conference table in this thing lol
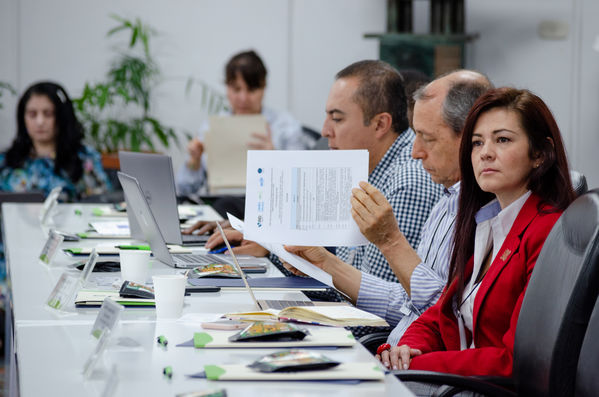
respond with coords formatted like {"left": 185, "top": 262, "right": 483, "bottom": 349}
{"left": 2, "top": 202, "right": 414, "bottom": 396}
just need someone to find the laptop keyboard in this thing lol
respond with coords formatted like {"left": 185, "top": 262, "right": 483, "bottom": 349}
{"left": 172, "top": 253, "right": 226, "bottom": 264}
{"left": 181, "top": 234, "right": 209, "bottom": 243}
{"left": 261, "top": 300, "right": 315, "bottom": 310}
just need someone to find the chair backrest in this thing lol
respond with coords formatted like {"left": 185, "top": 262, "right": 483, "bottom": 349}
{"left": 513, "top": 189, "right": 599, "bottom": 396}
{"left": 570, "top": 170, "right": 588, "bottom": 197}
{"left": 575, "top": 294, "right": 599, "bottom": 396}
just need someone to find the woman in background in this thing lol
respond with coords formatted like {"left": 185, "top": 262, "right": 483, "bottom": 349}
{"left": 0, "top": 81, "right": 111, "bottom": 201}
{"left": 177, "top": 50, "right": 315, "bottom": 199}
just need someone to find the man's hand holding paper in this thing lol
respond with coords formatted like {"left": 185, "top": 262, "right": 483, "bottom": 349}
{"left": 243, "top": 149, "right": 369, "bottom": 246}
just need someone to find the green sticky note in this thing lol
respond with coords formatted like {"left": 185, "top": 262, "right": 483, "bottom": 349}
{"left": 65, "top": 248, "right": 83, "bottom": 254}
{"left": 347, "top": 333, "right": 356, "bottom": 340}
{"left": 203, "top": 365, "right": 226, "bottom": 380}
{"left": 92, "top": 208, "right": 104, "bottom": 216}
{"left": 118, "top": 245, "right": 150, "bottom": 251}
{"left": 193, "top": 332, "right": 213, "bottom": 348}
{"left": 373, "top": 365, "right": 383, "bottom": 372}
{"left": 76, "top": 232, "right": 88, "bottom": 238}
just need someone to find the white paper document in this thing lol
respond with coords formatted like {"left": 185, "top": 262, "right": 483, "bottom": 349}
{"left": 227, "top": 213, "right": 334, "bottom": 287}
{"left": 243, "top": 150, "right": 369, "bottom": 246}
{"left": 90, "top": 221, "right": 130, "bottom": 236}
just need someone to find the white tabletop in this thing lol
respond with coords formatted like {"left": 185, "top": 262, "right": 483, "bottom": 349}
{"left": 3, "top": 202, "right": 414, "bottom": 396}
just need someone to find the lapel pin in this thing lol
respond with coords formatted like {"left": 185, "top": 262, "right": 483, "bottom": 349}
{"left": 500, "top": 249, "right": 512, "bottom": 261}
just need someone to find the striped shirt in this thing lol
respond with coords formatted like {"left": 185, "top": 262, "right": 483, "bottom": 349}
{"left": 357, "top": 181, "right": 460, "bottom": 346}
{"left": 337, "top": 129, "right": 443, "bottom": 282}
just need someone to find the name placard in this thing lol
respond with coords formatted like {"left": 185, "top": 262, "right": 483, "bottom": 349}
{"left": 91, "top": 298, "right": 124, "bottom": 339}
{"left": 83, "top": 328, "right": 113, "bottom": 379}
{"left": 39, "top": 229, "right": 64, "bottom": 266}
{"left": 100, "top": 365, "right": 119, "bottom": 397}
{"left": 80, "top": 249, "right": 99, "bottom": 286}
{"left": 46, "top": 272, "right": 79, "bottom": 311}
{"left": 39, "top": 186, "right": 62, "bottom": 225}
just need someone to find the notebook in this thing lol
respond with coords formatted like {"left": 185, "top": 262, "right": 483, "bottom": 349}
{"left": 117, "top": 171, "right": 272, "bottom": 270}
{"left": 204, "top": 115, "right": 267, "bottom": 194}
{"left": 118, "top": 151, "right": 212, "bottom": 246}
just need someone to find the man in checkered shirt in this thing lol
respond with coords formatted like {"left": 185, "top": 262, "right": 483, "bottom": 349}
{"left": 286, "top": 70, "right": 494, "bottom": 347}
{"left": 326, "top": 60, "right": 442, "bottom": 282}
{"left": 200, "top": 60, "right": 442, "bottom": 283}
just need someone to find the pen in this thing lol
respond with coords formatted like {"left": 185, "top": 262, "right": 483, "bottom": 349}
{"left": 208, "top": 246, "right": 228, "bottom": 254}
{"left": 116, "top": 245, "right": 151, "bottom": 250}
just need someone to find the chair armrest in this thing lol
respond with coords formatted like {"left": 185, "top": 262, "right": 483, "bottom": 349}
{"left": 391, "top": 370, "right": 515, "bottom": 397}
{"left": 358, "top": 331, "right": 391, "bottom": 355}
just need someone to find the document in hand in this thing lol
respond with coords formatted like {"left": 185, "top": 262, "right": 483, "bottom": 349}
{"left": 224, "top": 305, "right": 389, "bottom": 327}
{"left": 204, "top": 114, "right": 267, "bottom": 193}
{"left": 227, "top": 213, "right": 334, "bottom": 287}
{"left": 244, "top": 149, "right": 369, "bottom": 246}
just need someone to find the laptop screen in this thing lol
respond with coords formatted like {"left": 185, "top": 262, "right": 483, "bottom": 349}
{"left": 118, "top": 151, "right": 183, "bottom": 245}
{"left": 117, "top": 171, "right": 176, "bottom": 267}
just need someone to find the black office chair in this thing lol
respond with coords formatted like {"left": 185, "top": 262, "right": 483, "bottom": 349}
{"left": 392, "top": 188, "right": 599, "bottom": 397}
{"left": 359, "top": 171, "right": 589, "bottom": 356}
{"left": 576, "top": 294, "right": 599, "bottom": 396}
{"left": 570, "top": 170, "right": 588, "bottom": 197}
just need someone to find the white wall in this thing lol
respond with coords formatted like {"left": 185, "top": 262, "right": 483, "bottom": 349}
{"left": 1, "top": 0, "right": 598, "bottom": 187}
{"left": 0, "top": 0, "right": 386, "bottom": 173}
{"left": 465, "top": 0, "right": 599, "bottom": 187}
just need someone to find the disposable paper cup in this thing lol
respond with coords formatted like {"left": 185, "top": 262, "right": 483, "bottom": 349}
{"left": 119, "top": 250, "right": 151, "bottom": 284}
{"left": 152, "top": 274, "right": 187, "bottom": 319}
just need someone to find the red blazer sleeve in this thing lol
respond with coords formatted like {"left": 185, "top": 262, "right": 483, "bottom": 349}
{"left": 398, "top": 206, "right": 562, "bottom": 376}
{"left": 398, "top": 289, "right": 447, "bottom": 353}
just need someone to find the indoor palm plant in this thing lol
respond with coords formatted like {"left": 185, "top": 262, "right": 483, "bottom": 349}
{"left": 0, "top": 81, "right": 16, "bottom": 110}
{"left": 73, "top": 15, "right": 179, "bottom": 166}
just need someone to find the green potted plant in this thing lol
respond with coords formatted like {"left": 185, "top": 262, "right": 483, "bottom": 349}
{"left": 0, "top": 81, "right": 16, "bottom": 109}
{"left": 73, "top": 15, "right": 179, "bottom": 169}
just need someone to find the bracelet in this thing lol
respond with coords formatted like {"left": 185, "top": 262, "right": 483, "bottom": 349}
{"left": 376, "top": 343, "right": 391, "bottom": 355}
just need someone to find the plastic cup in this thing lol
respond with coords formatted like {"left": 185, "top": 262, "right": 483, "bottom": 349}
{"left": 119, "top": 250, "right": 151, "bottom": 284}
{"left": 152, "top": 274, "right": 187, "bottom": 319}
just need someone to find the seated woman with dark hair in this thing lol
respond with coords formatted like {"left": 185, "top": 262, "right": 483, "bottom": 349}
{"left": 379, "top": 87, "right": 575, "bottom": 391}
{"left": 0, "top": 81, "right": 111, "bottom": 201}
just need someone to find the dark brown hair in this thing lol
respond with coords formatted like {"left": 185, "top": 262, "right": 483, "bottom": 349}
{"left": 449, "top": 87, "right": 575, "bottom": 299}
{"left": 336, "top": 60, "right": 408, "bottom": 134}
{"left": 6, "top": 81, "right": 84, "bottom": 182}
{"left": 225, "top": 50, "right": 267, "bottom": 90}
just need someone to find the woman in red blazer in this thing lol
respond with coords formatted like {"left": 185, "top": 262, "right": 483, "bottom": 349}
{"left": 381, "top": 88, "right": 576, "bottom": 380}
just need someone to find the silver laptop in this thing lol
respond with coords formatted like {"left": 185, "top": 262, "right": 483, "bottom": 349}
{"left": 117, "top": 171, "right": 270, "bottom": 269}
{"left": 118, "top": 151, "right": 208, "bottom": 246}
{"left": 215, "top": 222, "right": 318, "bottom": 311}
